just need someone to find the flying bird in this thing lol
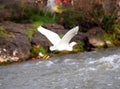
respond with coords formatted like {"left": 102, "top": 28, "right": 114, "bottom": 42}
{"left": 37, "top": 26, "right": 79, "bottom": 51}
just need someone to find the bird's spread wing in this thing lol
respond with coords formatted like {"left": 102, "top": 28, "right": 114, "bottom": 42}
{"left": 37, "top": 26, "right": 61, "bottom": 45}
{"left": 59, "top": 26, "right": 79, "bottom": 45}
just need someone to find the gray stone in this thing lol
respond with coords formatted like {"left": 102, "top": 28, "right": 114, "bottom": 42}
{"left": 88, "top": 36, "right": 106, "bottom": 47}
{"left": 0, "top": 22, "right": 31, "bottom": 63}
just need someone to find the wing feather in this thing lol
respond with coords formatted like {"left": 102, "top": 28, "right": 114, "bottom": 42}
{"left": 37, "top": 26, "right": 61, "bottom": 45}
{"left": 59, "top": 26, "right": 79, "bottom": 44}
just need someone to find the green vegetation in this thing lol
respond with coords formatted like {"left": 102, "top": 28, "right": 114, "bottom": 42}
{"left": 23, "top": 8, "right": 57, "bottom": 24}
{"left": 0, "top": 26, "right": 15, "bottom": 38}
{"left": 113, "top": 23, "right": 120, "bottom": 40}
{"left": 30, "top": 45, "right": 48, "bottom": 58}
{"left": 16, "top": 4, "right": 58, "bottom": 24}
{"left": 0, "top": 26, "right": 7, "bottom": 38}
{"left": 93, "top": 5, "right": 120, "bottom": 35}
{"left": 72, "top": 41, "right": 85, "bottom": 52}
{"left": 25, "top": 27, "right": 37, "bottom": 41}
{"left": 101, "top": 34, "right": 116, "bottom": 45}
{"left": 6, "top": 3, "right": 58, "bottom": 25}
{"left": 58, "top": 9, "right": 86, "bottom": 28}
{"left": 93, "top": 5, "right": 105, "bottom": 19}
{"left": 77, "top": 42, "right": 85, "bottom": 51}
{"left": 102, "top": 15, "right": 115, "bottom": 33}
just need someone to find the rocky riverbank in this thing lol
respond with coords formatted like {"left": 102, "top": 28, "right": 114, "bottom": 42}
{"left": 0, "top": 21, "right": 117, "bottom": 64}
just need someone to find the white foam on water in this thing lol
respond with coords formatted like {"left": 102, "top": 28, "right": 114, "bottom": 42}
{"left": 36, "top": 61, "right": 43, "bottom": 65}
{"left": 46, "top": 61, "right": 54, "bottom": 67}
{"left": 98, "top": 55, "right": 120, "bottom": 63}
{"left": 64, "top": 59, "right": 72, "bottom": 63}
{"left": 89, "top": 54, "right": 120, "bottom": 70}
{"left": 88, "top": 67, "right": 97, "bottom": 71}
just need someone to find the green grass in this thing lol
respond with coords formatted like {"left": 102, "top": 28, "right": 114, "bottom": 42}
{"left": 32, "top": 15, "right": 58, "bottom": 27}
{"left": 101, "top": 34, "right": 116, "bottom": 44}
{"left": 9, "top": 3, "right": 59, "bottom": 24}
{"left": 75, "top": 41, "right": 85, "bottom": 52}
{"left": 25, "top": 27, "right": 37, "bottom": 41}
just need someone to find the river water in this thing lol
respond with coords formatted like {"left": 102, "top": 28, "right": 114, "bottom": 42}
{"left": 0, "top": 48, "right": 120, "bottom": 89}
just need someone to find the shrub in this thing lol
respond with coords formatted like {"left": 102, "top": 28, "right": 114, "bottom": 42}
{"left": 30, "top": 45, "right": 48, "bottom": 58}
{"left": 58, "top": 8, "right": 87, "bottom": 28}
{"left": 72, "top": 41, "right": 85, "bottom": 52}
{"left": 101, "top": 34, "right": 116, "bottom": 44}
{"left": 102, "top": 15, "right": 115, "bottom": 33}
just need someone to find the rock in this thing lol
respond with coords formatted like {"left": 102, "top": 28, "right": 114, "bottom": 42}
{"left": 0, "top": 21, "right": 26, "bottom": 34}
{"left": 0, "top": 9, "right": 13, "bottom": 21}
{"left": 87, "top": 27, "right": 106, "bottom": 36}
{"left": 85, "top": 27, "right": 115, "bottom": 48}
{"left": 43, "top": 23, "right": 65, "bottom": 31}
{"left": 0, "top": 22, "right": 31, "bottom": 63}
{"left": 105, "top": 40, "right": 113, "bottom": 47}
{"left": 31, "top": 32, "right": 52, "bottom": 46}
{"left": 85, "top": 27, "right": 108, "bottom": 48}
{"left": 88, "top": 36, "right": 106, "bottom": 47}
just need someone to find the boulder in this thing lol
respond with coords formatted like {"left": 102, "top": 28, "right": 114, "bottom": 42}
{"left": 31, "top": 32, "right": 52, "bottom": 46}
{"left": 87, "top": 27, "right": 106, "bottom": 36}
{"left": 43, "top": 23, "right": 66, "bottom": 31}
{"left": 86, "top": 27, "right": 106, "bottom": 47}
{"left": 88, "top": 36, "right": 106, "bottom": 48}
{"left": 0, "top": 22, "right": 31, "bottom": 63}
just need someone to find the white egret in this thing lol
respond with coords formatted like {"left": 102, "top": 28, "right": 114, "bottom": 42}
{"left": 37, "top": 26, "right": 79, "bottom": 51}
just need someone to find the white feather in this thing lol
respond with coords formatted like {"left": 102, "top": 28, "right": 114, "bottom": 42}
{"left": 37, "top": 26, "right": 61, "bottom": 45}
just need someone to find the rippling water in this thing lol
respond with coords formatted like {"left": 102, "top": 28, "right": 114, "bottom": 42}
{"left": 0, "top": 48, "right": 120, "bottom": 89}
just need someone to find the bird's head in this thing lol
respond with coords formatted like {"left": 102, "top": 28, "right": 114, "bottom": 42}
{"left": 70, "top": 42, "right": 77, "bottom": 48}
{"left": 50, "top": 46, "right": 56, "bottom": 51}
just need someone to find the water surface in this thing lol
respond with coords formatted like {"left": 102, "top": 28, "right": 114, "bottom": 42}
{"left": 0, "top": 48, "right": 120, "bottom": 89}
